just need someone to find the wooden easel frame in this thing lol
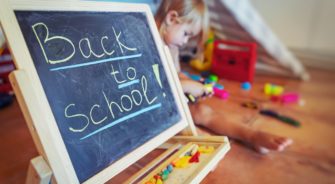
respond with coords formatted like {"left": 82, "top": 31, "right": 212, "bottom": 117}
{"left": 1, "top": 0, "right": 198, "bottom": 183}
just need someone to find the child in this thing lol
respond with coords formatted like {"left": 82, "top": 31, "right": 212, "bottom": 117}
{"left": 155, "top": 0, "right": 293, "bottom": 154}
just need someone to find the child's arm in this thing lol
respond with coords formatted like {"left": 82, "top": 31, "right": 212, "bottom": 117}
{"left": 178, "top": 72, "right": 209, "bottom": 97}
{"left": 180, "top": 79, "right": 209, "bottom": 98}
{"left": 167, "top": 45, "right": 208, "bottom": 97}
{"left": 178, "top": 72, "right": 190, "bottom": 80}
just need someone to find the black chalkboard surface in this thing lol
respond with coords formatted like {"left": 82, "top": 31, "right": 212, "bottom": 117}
{"left": 15, "top": 11, "right": 180, "bottom": 182}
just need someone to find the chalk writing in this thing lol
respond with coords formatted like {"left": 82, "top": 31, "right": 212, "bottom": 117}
{"left": 32, "top": 22, "right": 138, "bottom": 64}
{"left": 16, "top": 11, "right": 181, "bottom": 182}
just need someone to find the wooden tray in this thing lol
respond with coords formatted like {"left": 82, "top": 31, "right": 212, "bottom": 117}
{"left": 125, "top": 136, "right": 230, "bottom": 184}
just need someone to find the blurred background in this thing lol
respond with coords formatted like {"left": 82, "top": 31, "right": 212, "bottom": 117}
{"left": 2, "top": 0, "right": 334, "bottom": 71}
{"left": 251, "top": 0, "right": 335, "bottom": 70}
{"left": 88, "top": 0, "right": 335, "bottom": 71}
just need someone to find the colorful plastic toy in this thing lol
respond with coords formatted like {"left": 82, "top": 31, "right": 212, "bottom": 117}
{"left": 214, "top": 83, "right": 224, "bottom": 90}
{"left": 241, "top": 82, "right": 251, "bottom": 90}
{"left": 213, "top": 88, "right": 229, "bottom": 99}
{"left": 211, "top": 40, "right": 257, "bottom": 82}
{"left": 271, "top": 92, "right": 300, "bottom": 104}
{"left": 204, "top": 83, "right": 214, "bottom": 94}
{"left": 241, "top": 101, "right": 258, "bottom": 109}
{"left": 189, "top": 74, "right": 202, "bottom": 81}
{"left": 208, "top": 74, "right": 218, "bottom": 82}
{"left": 190, "top": 30, "right": 215, "bottom": 71}
{"left": 264, "top": 83, "right": 284, "bottom": 96}
{"left": 281, "top": 92, "right": 300, "bottom": 104}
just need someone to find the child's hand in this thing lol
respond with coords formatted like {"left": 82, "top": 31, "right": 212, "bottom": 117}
{"left": 180, "top": 80, "right": 210, "bottom": 98}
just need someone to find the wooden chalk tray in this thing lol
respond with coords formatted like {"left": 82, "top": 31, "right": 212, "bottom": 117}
{"left": 125, "top": 136, "right": 230, "bottom": 184}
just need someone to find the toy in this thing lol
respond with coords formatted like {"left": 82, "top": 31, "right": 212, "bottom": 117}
{"left": 241, "top": 82, "right": 251, "bottom": 90}
{"left": 203, "top": 78, "right": 213, "bottom": 84}
{"left": 189, "top": 74, "right": 202, "bottom": 81}
{"left": 211, "top": 40, "right": 257, "bottom": 82}
{"left": 213, "top": 88, "right": 229, "bottom": 99}
{"left": 214, "top": 83, "right": 224, "bottom": 90}
{"left": 203, "top": 83, "right": 214, "bottom": 94}
{"left": 189, "top": 30, "right": 215, "bottom": 71}
{"left": 182, "top": 71, "right": 205, "bottom": 82}
{"left": 260, "top": 109, "right": 301, "bottom": 127}
{"left": 280, "top": 92, "right": 300, "bottom": 104}
{"left": 208, "top": 74, "right": 218, "bottom": 82}
{"left": 198, "top": 146, "right": 215, "bottom": 153}
{"left": 144, "top": 143, "right": 215, "bottom": 184}
{"left": 241, "top": 101, "right": 258, "bottom": 109}
{"left": 271, "top": 92, "right": 300, "bottom": 104}
{"left": 264, "top": 83, "right": 284, "bottom": 96}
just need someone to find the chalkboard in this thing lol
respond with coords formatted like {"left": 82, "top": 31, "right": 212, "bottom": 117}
{"left": 15, "top": 11, "right": 181, "bottom": 182}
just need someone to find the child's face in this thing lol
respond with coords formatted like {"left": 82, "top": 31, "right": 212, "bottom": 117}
{"left": 164, "top": 20, "right": 201, "bottom": 48}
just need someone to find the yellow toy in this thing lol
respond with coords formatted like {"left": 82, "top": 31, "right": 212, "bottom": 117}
{"left": 264, "top": 83, "right": 284, "bottom": 96}
{"left": 189, "top": 30, "right": 215, "bottom": 71}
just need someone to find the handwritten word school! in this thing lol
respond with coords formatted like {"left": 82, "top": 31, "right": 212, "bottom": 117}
{"left": 32, "top": 22, "right": 163, "bottom": 140}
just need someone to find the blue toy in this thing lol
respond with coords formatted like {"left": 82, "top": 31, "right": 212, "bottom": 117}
{"left": 241, "top": 82, "right": 251, "bottom": 90}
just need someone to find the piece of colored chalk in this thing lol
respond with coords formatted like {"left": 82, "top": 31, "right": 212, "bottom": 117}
{"left": 174, "top": 156, "right": 191, "bottom": 168}
{"left": 162, "top": 170, "right": 169, "bottom": 181}
{"left": 154, "top": 174, "right": 162, "bottom": 180}
{"left": 156, "top": 178, "right": 163, "bottom": 184}
{"left": 171, "top": 158, "right": 179, "bottom": 167}
{"left": 185, "top": 151, "right": 192, "bottom": 156}
{"left": 241, "top": 82, "right": 251, "bottom": 90}
{"left": 163, "top": 169, "right": 169, "bottom": 175}
{"left": 198, "top": 146, "right": 215, "bottom": 153}
{"left": 190, "top": 144, "right": 199, "bottom": 155}
{"left": 167, "top": 164, "right": 173, "bottom": 172}
{"left": 189, "top": 151, "right": 200, "bottom": 163}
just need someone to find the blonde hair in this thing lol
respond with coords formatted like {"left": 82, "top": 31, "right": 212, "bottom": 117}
{"left": 155, "top": 0, "right": 209, "bottom": 45}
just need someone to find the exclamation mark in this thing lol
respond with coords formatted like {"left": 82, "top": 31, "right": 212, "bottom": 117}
{"left": 152, "top": 64, "right": 166, "bottom": 97}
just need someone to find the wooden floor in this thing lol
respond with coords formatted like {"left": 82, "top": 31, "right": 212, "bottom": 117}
{"left": 1, "top": 67, "right": 335, "bottom": 184}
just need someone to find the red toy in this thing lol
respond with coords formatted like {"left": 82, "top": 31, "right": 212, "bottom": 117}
{"left": 211, "top": 40, "right": 257, "bottom": 82}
